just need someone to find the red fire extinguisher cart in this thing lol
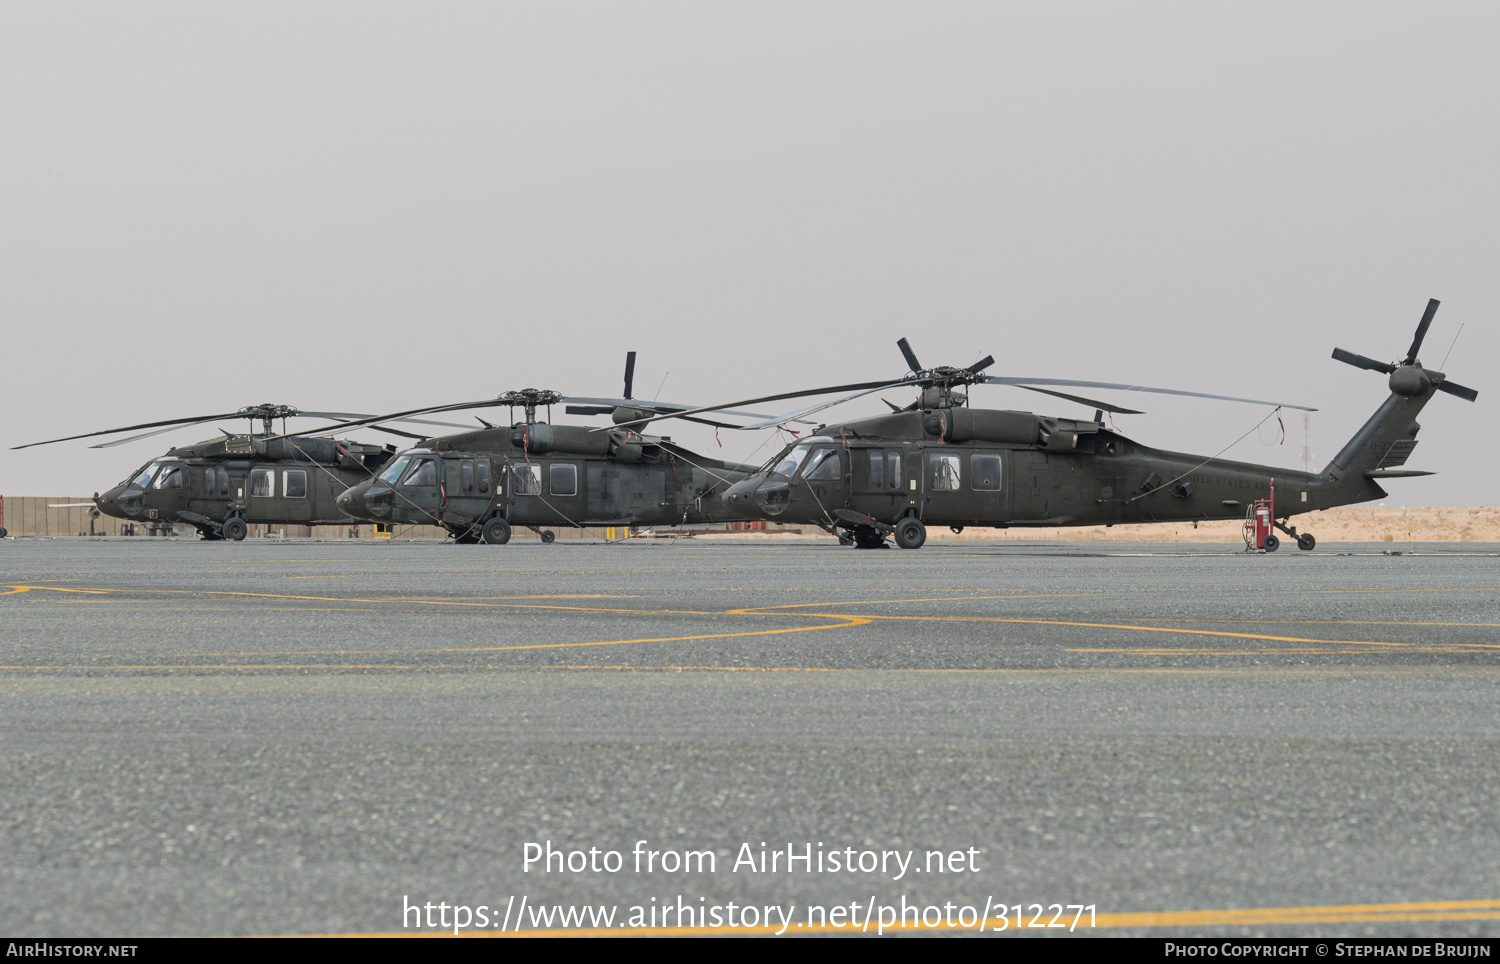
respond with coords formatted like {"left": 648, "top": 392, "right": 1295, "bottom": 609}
{"left": 1243, "top": 478, "right": 1280, "bottom": 552}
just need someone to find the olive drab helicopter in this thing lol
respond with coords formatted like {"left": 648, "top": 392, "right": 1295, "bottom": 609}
{"left": 626, "top": 300, "right": 1476, "bottom": 550}
{"left": 12, "top": 403, "right": 475, "bottom": 540}
{"left": 281, "top": 353, "right": 811, "bottom": 544}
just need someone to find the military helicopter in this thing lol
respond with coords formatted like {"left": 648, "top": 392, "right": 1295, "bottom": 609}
{"left": 281, "top": 354, "right": 805, "bottom": 544}
{"left": 637, "top": 300, "right": 1475, "bottom": 550}
{"left": 12, "top": 403, "right": 473, "bottom": 540}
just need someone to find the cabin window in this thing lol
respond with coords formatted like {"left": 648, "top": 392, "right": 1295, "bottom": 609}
{"left": 476, "top": 461, "right": 491, "bottom": 494}
{"left": 887, "top": 452, "right": 902, "bottom": 489}
{"left": 868, "top": 451, "right": 884, "bottom": 489}
{"left": 249, "top": 468, "right": 275, "bottom": 498}
{"left": 220, "top": 471, "right": 230, "bottom": 496}
{"left": 929, "top": 454, "right": 961, "bottom": 491}
{"left": 445, "top": 459, "right": 461, "bottom": 495}
{"left": 378, "top": 455, "right": 412, "bottom": 484}
{"left": 512, "top": 464, "right": 542, "bottom": 495}
{"left": 461, "top": 461, "right": 474, "bottom": 494}
{"left": 152, "top": 465, "right": 183, "bottom": 490}
{"left": 202, "top": 467, "right": 216, "bottom": 494}
{"left": 284, "top": 470, "right": 307, "bottom": 499}
{"left": 971, "top": 454, "right": 1002, "bottom": 491}
{"left": 802, "top": 448, "right": 840, "bottom": 480}
{"left": 551, "top": 463, "right": 578, "bottom": 497}
{"left": 401, "top": 459, "right": 437, "bottom": 486}
{"left": 131, "top": 464, "right": 159, "bottom": 488}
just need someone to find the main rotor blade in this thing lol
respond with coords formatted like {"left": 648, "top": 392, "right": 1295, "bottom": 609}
{"left": 273, "top": 399, "right": 508, "bottom": 439}
{"left": 368, "top": 425, "right": 430, "bottom": 440}
{"left": 1331, "top": 348, "right": 1396, "bottom": 374}
{"left": 897, "top": 338, "right": 923, "bottom": 374}
{"left": 978, "top": 376, "right": 1317, "bottom": 411}
{"left": 12, "top": 411, "right": 246, "bottom": 450}
{"left": 295, "top": 411, "right": 472, "bottom": 430}
{"left": 1405, "top": 298, "right": 1440, "bottom": 366}
{"left": 721, "top": 381, "right": 932, "bottom": 431}
{"left": 623, "top": 351, "right": 637, "bottom": 400}
{"left": 560, "top": 396, "right": 807, "bottom": 422}
{"left": 1437, "top": 379, "right": 1478, "bottom": 402}
{"left": 1014, "top": 385, "right": 1145, "bottom": 415}
{"left": 969, "top": 355, "right": 996, "bottom": 374}
{"left": 598, "top": 378, "right": 922, "bottom": 432}
{"left": 91, "top": 424, "right": 217, "bottom": 449}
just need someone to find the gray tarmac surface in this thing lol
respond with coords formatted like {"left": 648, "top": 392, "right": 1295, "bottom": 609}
{"left": 2, "top": 536, "right": 1499, "bottom": 937}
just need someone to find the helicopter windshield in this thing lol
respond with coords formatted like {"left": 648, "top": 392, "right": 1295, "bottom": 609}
{"left": 129, "top": 463, "right": 159, "bottom": 488}
{"left": 377, "top": 455, "right": 413, "bottom": 484}
{"left": 771, "top": 437, "right": 833, "bottom": 478}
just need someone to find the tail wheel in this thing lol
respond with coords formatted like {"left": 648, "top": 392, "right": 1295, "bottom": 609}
{"left": 894, "top": 518, "right": 927, "bottom": 550}
{"left": 540, "top": 529, "right": 556, "bottom": 544}
{"left": 482, "top": 518, "right": 512, "bottom": 545}
{"left": 222, "top": 517, "right": 248, "bottom": 541}
{"left": 1297, "top": 533, "right": 1316, "bottom": 551}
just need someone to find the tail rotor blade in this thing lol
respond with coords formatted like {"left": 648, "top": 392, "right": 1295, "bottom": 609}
{"left": 1437, "top": 379, "right": 1478, "bottom": 402}
{"left": 623, "top": 351, "right": 637, "bottom": 400}
{"left": 1331, "top": 348, "right": 1395, "bottom": 374}
{"left": 1404, "top": 298, "right": 1440, "bottom": 365}
{"left": 897, "top": 338, "right": 923, "bottom": 374}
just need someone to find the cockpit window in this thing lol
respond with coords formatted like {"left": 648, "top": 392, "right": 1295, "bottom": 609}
{"left": 802, "top": 448, "right": 841, "bottom": 480}
{"left": 152, "top": 465, "right": 184, "bottom": 489}
{"left": 378, "top": 456, "right": 412, "bottom": 484}
{"left": 401, "top": 459, "right": 437, "bottom": 486}
{"left": 131, "top": 464, "right": 159, "bottom": 488}
{"left": 772, "top": 444, "right": 810, "bottom": 478}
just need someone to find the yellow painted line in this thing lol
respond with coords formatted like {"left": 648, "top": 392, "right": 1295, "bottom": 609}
{"left": 735, "top": 587, "right": 1500, "bottom": 613}
{"left": 800, "top": 611, "right": 1412, "bottom": 649}
{"left": 1139, "top": 618, "right": 1500, "bottom": 629}
{"left": 2, "top": 585, "right": 112, "bottom": 595}
{"left": 296, "top": 898, "right": 1500, "bottom": 937}
{"left": 1099, "top": 898, "right": 1500, "bottom": 927}
{"left": 6, "top": 664, "right": 1480, "bottom": 676}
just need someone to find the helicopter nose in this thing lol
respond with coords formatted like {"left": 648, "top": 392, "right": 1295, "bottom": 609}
{"left": 722, "top": 477, "right": 762, "bottom": 518}
{"left": 337, "top": 483, "right": 373, "bottom": 520}
{"left": 94, "top": 486, "right": 132, "bottom": 520}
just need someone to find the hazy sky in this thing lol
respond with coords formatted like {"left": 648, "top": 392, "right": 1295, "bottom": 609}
{"left": 3, "top": 2, "right": 1495, "bottom": 505}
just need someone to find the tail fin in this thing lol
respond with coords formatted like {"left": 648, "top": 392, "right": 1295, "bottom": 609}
{"left": 1321, "top": 298, "right": 1476, "bottom": 505}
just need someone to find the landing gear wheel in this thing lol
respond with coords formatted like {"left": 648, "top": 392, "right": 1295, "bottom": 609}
{"left": 838, "top": 532, "right": 854, "bottom": 546}
{"left": 540, "top": 529, "right": 556, "bottom": 544}
{"left": 222, "top": 517, "right": 248, "bottom": 541}
{"left": 1297, "top": 533, "right": 1316, "bottom": 551}
{"left": 1262, "top": 533, "right": 1280, "bottom": 552}
{"left": 482, "top": 518, "right": 512, "bottom": 545}
{"left": 853, "top": 527, "right": 887, "bottom": 550}
{"left": 894, "top": 518, "right": 927, "bottom": 550}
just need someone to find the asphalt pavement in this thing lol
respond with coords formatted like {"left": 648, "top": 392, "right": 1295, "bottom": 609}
{"left": 2, "top": 536, "right": 1498, "bottom": 937}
